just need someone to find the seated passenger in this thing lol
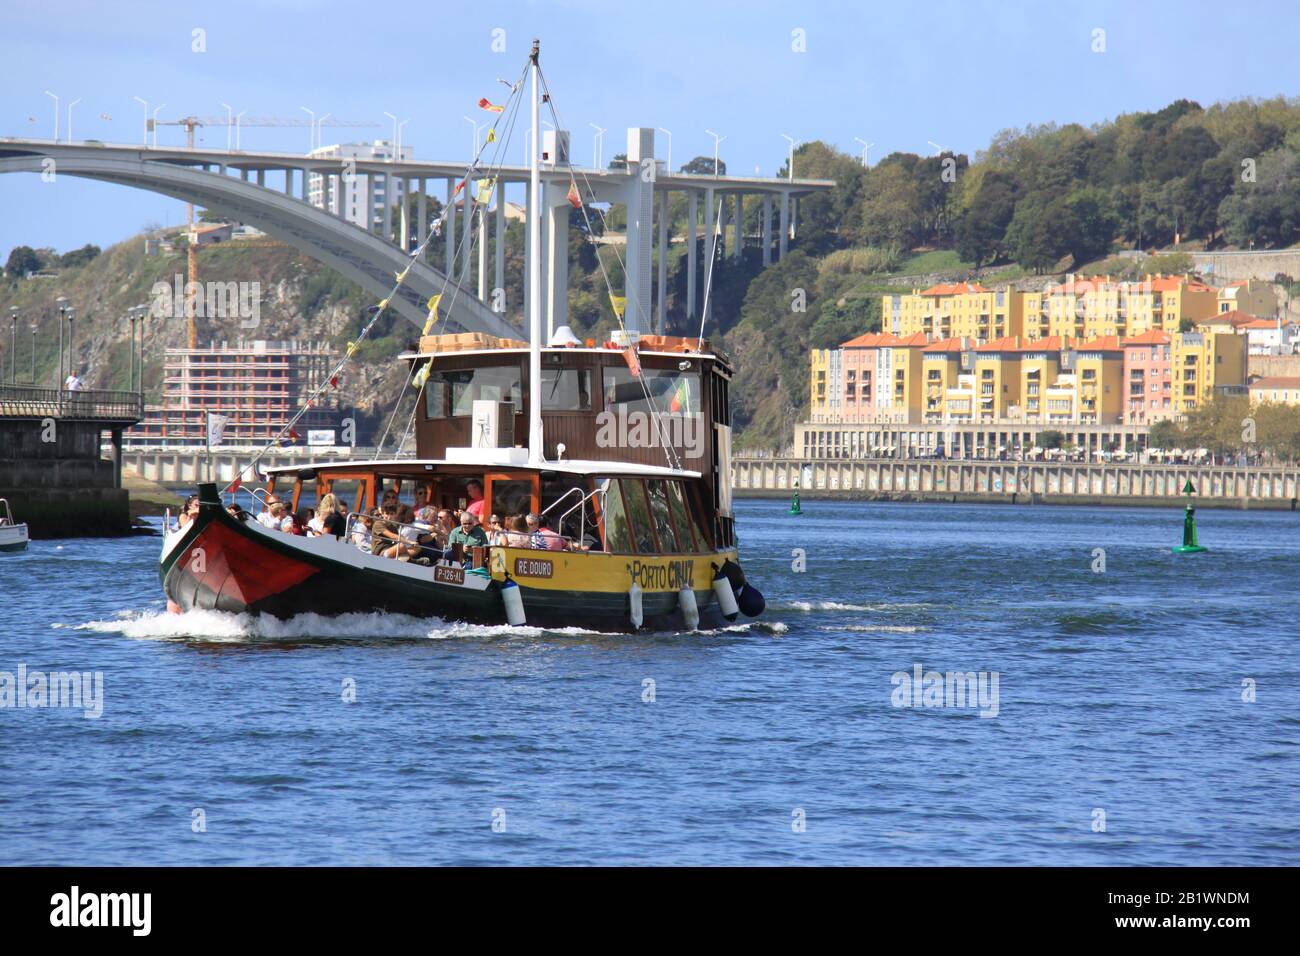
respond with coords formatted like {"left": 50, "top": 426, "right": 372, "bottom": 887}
{"left": 444, "top": 510, "right": 488, "bottom": 565}
{"left": 351, "top": 514, "right": 374, "bottom": 552}
{"left": 268, "top": 501, "right": 289, "bottom": 531}
{"left": 178, "top": 494, "right": 200, "bottom": 529}
{"left": 526, "top": 513, "right": 567, "bottom": 551}
{"left": 256, "top": 495, "right": 283, "bottom": 529}
{"left": 502, "top": 514, "right": 531, "bottom": 547}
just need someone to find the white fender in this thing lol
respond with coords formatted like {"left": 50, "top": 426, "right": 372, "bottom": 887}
{"left": 712, "top": 575, "right": 739, "bottom": 622}
{"left": 501, "top": 579, "right": 526, "bottom": 626}
{"left": 678, "top": 587, "right": 700, "bottom": 630}
{"left": 628, "top": 582, "right": 644, "bottom": 629}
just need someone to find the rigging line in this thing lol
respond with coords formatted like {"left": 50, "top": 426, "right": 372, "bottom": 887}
{"left": 696, "top": 196, "right": 723, "bottom": 352}
{"left": 373, "top": 60, "right": 530, "bottom": 458}
{"left": 535, "top": 64, "right": 683, "bottom": 471}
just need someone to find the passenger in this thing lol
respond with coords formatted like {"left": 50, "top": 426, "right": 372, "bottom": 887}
{"left": 444, "top": 510, "right": 488, "bottom": 565}
{"left": 487, "top": 513, "right": 503, "bottom": 539}
{"left": 225, "top": 503, "right": 247, "bottom": 521}
{"left": 351, "top": 513, "right": 374, "bottom": 552}
{"left": 527, "top": 513, "right": 567, "bottom": 551}
{"left": 386, "top": 505, "right": 436, "bottom": 562}
{"left": 178, "top": 494, "right": 200, "bottom": 529}
{"left": 256, "top": 495, "right": 283, "bottom": 529}
{"left": 319, "top": 496, "right": 346, "bottom": 539}
{"left": 464, "top": 479, "right": 485, "bottom": 520}
{"left": 370, "top": 504, "right": 401, "bottom": 553}
{"left": 268, "top": 501, "right": 289, "bottom": 531}
{"left": 308, "top": 494, "right": 337, "bottom": 535}
{"left": 290, "top": 508, "right": 312, "bottom": 536}
{"left": 502, "top": 514, "right": 531, "bottom": 548}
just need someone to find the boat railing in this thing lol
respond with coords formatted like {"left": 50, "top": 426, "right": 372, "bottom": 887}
{"left": 0, "top": 498, "right": 13, "bottom": 526}
{"left": 539, "top": 486, "right": 585, "bottom": 520}
{"left": 557, "top": 486, "right": 606, "bottom": 550}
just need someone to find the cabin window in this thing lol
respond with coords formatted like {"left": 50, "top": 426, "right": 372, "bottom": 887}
{"left": 596, "top": 478, "right": 634, "bottom": 552}
{"left": 486, "top": 478, "right": 534, "bottom": 521}
{"left": 541, "top": 368, "right": 592, "bottom": 410}
{"left": 603, "top": 367, "right": 700, "bottom": 415}
{"left": 664, "top": 480, "right": 701, "bottom": 551}
{"left": 645, "top": 480, "right": 680, "bottom": 552}
{"left": 424, "top": 375, "right": 450, "bottom": 419}
{"left": 429, "top": 364, "right": 523, "bottom": 417}
{"left": 619, "top": 479, "right": 657, "bottom": 553}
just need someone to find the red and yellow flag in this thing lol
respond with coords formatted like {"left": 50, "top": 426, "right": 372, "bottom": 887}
{"left": 566, "top": 182, "right": 582, "bottom": 208}
{"left": 478, "top": 98, "right": 505, "bottom": 113}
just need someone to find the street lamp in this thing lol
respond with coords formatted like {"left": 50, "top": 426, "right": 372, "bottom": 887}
{"left": 220, "top": 102, "right": 234, "bottom": 150}
{"left": 317, "top": 112, "right": 332, "bottom": 152}
{"left": 383, "top": 111, "right": 398, "bottom": 159}
{"left": 67, "top": 98, "right": 82, "bottom": 143}
{"left": 657, "top": 127, "right": 673, "bottom": 173}
{"left": 133, "top": 96, "right": 150, "bottom": 145}
{"left": 29, "top": 322, "right": 37, "bottom": 385}
{"left": 234, "top": 110, "right": 246, "bottom": 150}
{"left": 704, "top": 129, "right": 725, "bottom": 177}
{"left": 589, "top": 123, "right": 606, "bottom": 168}
{"left": 44, "top": 91, "right": 59, "bottom": 140}
{"left": 463, "top": 115, "right": 483, "bottom": 155}
{"left": 301, "top": 106, "right": 316, "bottom": 151}
{"left": 151, "top": 104, "right": 166, "bottom": 147}
{"left": 55, "top": 297, "right": 69, "bottom": 389}
{"left": 853, "top": 137, "right": 875, "bottom": 168}
{"left": 66, "top": 307, "right": 77, "bottom": 388}
{"left": 8, "top": 307, "right": 18, "bottom": 384}
{"left": 781, "top": 134, "right": 797, "bottom": 181}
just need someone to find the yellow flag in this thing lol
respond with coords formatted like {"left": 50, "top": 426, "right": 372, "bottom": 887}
{"left": 422, "top": 293, "right": 442, "bottom": 335}
{"left": 378, "top": 298, "right": 389, "bottom": 310}
{"left": 609, "top": 294, "right": 627, "bottom": 320}
{"left": 412, "top": 362, "right": 431, "bottom": 389}
{"left": 346, "top": 341, "right": 359, "bottom": 357}
{"left": 486, "top": 128, "right": 497, "bottom": 144}
{"left": 394, "top": 266, "right": 410, "bottom": 284}
{"left": 476, "top": 177, "right": 496, "bottom": 206}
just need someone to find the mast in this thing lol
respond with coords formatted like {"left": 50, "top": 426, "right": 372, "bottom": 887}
{"left": 527, "top": 39, "right": 544, "bottom": 464}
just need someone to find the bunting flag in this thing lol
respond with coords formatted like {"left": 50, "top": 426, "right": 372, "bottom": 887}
{"left": 329, "top": 375, "right": 339, "bottom": 390}
{"left": 412, "top": 362, "right": 431, "bottom": 390}
{"left": 394, "top": 266, "right": 410, "bottom": 284}
{"left": 229, "top": 474, "right": 242, "bottom": 495}
{"left": 453, "top": 179, "right": 466, "bottom": 196}
{"left": 378, "top": 298, "right": 389, "bottom": 310}
{"left": 346, "top": 341, "right": 359, "bottom": 357}
{"left": 622, "top": 344, "right": 641, "bottom": 376}
{"left": 485, "top": 128, "right": 497, "bottom": 144}
{"left": 478, "top": 97, "right": 505, "bottom": 113}
{"left": 608, "top": 294, "right": 627, "bottom": 321}
{"left": 476, "top": 177, "right": 496, "bottom": 206}
{"left": 422, "top": 294, "right": 442, "bottom": 335}
{"left": 206, "top": 412, "right": 229, "bottom": 449}
{"left": 566, "top": 181, "right": 582, "bottom": 209}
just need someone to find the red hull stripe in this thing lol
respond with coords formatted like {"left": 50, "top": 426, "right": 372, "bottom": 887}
{"left": 182, "top": 521, "right": 319, "bottom": 607}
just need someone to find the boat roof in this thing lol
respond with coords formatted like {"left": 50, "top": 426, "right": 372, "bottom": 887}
{"left": 397, "top": 346, "right": 723, "bottom": 363}
{"left": 264, "top": 456, "right": 702, "bottom": 480}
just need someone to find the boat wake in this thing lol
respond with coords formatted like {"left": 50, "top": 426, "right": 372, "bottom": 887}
{"left": 71, "top": 609, "right": 787, "bottom": 643}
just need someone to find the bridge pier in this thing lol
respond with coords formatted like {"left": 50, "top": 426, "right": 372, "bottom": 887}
{"left": 733, "top": 193, "right": 742, "bottom": 260}
{"left": 762, "top": 195, "right": 772, "bottom": 266}
{"left": 656, "top": 190, "right": 668, "bottom": 332}
{"left": 703, "top": 186, "right": 716, "bottom": 327}
{"left": 687, "top": 192, "right": 697, "bottom": 321}
{"left": 778, "top": 193, "right": 789, "bottom": 259}
{"left": 445, "top": 178, "right": 456, "bottom": 275}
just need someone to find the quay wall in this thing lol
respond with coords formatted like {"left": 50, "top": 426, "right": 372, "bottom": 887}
{"left": 732, "top": 458, "right": 1300, "bottom": 510}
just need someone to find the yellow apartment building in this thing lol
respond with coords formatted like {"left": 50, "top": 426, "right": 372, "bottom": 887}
{"left": 1170, "top": 331, "right": 1248, "bottom": 413}
{"left": 1069, "top": 336, "right": 1124, "bottom": 423}
{"left": 1023, "top": 275, "right": 1219, "bottom": 341}
{"left": 884, "top": 283, "right": 1025, "bottom": 343}
{"left": 1249, "top": 376, "right": 1300, "bottom": 405}
{"left": 921, "top": 338, "right": 969, "bottom": 422}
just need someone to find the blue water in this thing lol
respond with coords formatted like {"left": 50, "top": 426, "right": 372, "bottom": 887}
{"left": 1, "top": 499, "right": 1297, "bottom": 865}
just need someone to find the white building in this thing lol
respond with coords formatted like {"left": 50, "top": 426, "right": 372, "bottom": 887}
{"left": 307, "top": 140, "right": 413, "bottom": 232}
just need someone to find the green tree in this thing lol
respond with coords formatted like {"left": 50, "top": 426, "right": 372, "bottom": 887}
{"left": 5, "top": 245, "right": 42, "bottom": 277}
{"left": 955, "top": 170, "right": 1020, "bottom": 267}
{"left": 59, "top": 244, "right": 101, "bottom": 268}
{"left": 1063, "top": 188, "right": 1118, "bottom": 266}
{"left": 1005, "top": 194, "right": 1070, "bottom": 271}
{"left": 680, "top": 154, "right": 725, "bottom": 176}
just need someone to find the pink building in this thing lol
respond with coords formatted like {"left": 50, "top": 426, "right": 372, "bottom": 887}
{"left": 838, "top": 332, "right": 890, "bottom": 423}
{"left": 1121, "top": 330, "right": 1172, "bottom": 423}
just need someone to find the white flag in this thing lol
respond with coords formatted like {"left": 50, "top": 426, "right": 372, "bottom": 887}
{"left": 206, "top": 412, "right": 229, "bottom": 448}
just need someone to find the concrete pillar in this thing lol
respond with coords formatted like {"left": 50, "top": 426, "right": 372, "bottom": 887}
{"left": 445, "top": 178, "right": 456, "bottom": 275}
{"left": 240, "top": 168, "right": 249, "bottom": 182}
{"left": 703, "top": 187, "right": 716, "bottom": 328}
{"left": 366, "top": 175, "right": 376, "bottom": 234}
{"left": 733, "top": 193, "right": 742, "bottom": 260}
{"left": 778, "top": 193, "right": 789, "bottom": 259}
{"left": 545, "top": 190, "right": 569, "bottom": 340}
{"left": 656, "top": 190, "right": 668, "bottom": 333}
{"left": 461, "top": 186, "right": 472, "bottom": 283}
{"left": 621, "top": 128, "right": 656, "bottom": 333}
{"left": 256, "top": 169, "right": 265, "bottom": 187}
{"left": 687, "top": 191, "right": 698, "bottom": 320}
{"left": 417, "top": 178, "right": 427, "bottom": 253}
{"left": 399, "top": 178, "right": 410, "bottom": 251}
{"left": 792, "top": 196, "right": 799, "bottom": 240}
{"left": 495, "top": 191, "right": 506, "bottom": 310}
{"left": 383, "top": 172, "right": 394, "bottom": 242}
{"left": 299, "top": 168, "right": 308, "bottom": 202}
{"left": 762, "top": 194, "right": 772, "bottom": 266}
{"left": 282, "top": 168, "right": 293, "bottom": 195}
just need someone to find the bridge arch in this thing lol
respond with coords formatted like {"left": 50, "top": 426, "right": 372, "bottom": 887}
{"left": 0, "top": 146, "right": 519, "bottom": 338}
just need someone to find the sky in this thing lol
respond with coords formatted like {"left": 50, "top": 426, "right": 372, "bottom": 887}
{"left": 1, "top": 0, "right": 1297, "bottom": 260}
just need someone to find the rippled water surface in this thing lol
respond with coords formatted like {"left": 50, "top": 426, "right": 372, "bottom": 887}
{"left": 1, "top": 499, "right": 1297, "bottom": 865}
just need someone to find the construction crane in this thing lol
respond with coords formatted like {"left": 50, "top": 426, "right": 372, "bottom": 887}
{"left": 149, "top": 115, "right": 381, "bottom": 347}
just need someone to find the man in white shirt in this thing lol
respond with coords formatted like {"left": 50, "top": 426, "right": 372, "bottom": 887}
{"left": 64, "top": 371, "right": 82, "bottom": 391}
{"left": 255, "top": 495, "right": 283, "bottom": 529}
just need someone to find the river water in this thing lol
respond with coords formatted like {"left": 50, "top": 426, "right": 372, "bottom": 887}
{"left": 1, "top": 499, "right": 1296, "bottom": 865}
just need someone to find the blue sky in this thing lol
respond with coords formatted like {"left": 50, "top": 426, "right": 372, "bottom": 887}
{"left": 2, "top": 0, "right": 1297, "bottom": 260}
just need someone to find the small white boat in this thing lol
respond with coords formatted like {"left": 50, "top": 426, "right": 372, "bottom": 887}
{"left": 0, "top": 499, "right": 29, "bottom": 553}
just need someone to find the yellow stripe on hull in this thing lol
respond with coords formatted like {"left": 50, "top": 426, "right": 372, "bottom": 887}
{"left": 489, "top": 548, "right": 738, "bottom": 593}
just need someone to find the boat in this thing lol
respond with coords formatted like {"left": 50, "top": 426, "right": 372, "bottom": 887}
{"left": 158, "top": 40, "right": 764, "bottom": 632}
{"left": 0, "top": 499, "right": 29, "bottom": 553}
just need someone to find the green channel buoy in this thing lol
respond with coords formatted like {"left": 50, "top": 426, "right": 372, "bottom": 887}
{"left": 789, "top": 482, "right": 802, "bottom": 516}
{"left": 1171, "top": 479, "right": 1207, "bottom": 554}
